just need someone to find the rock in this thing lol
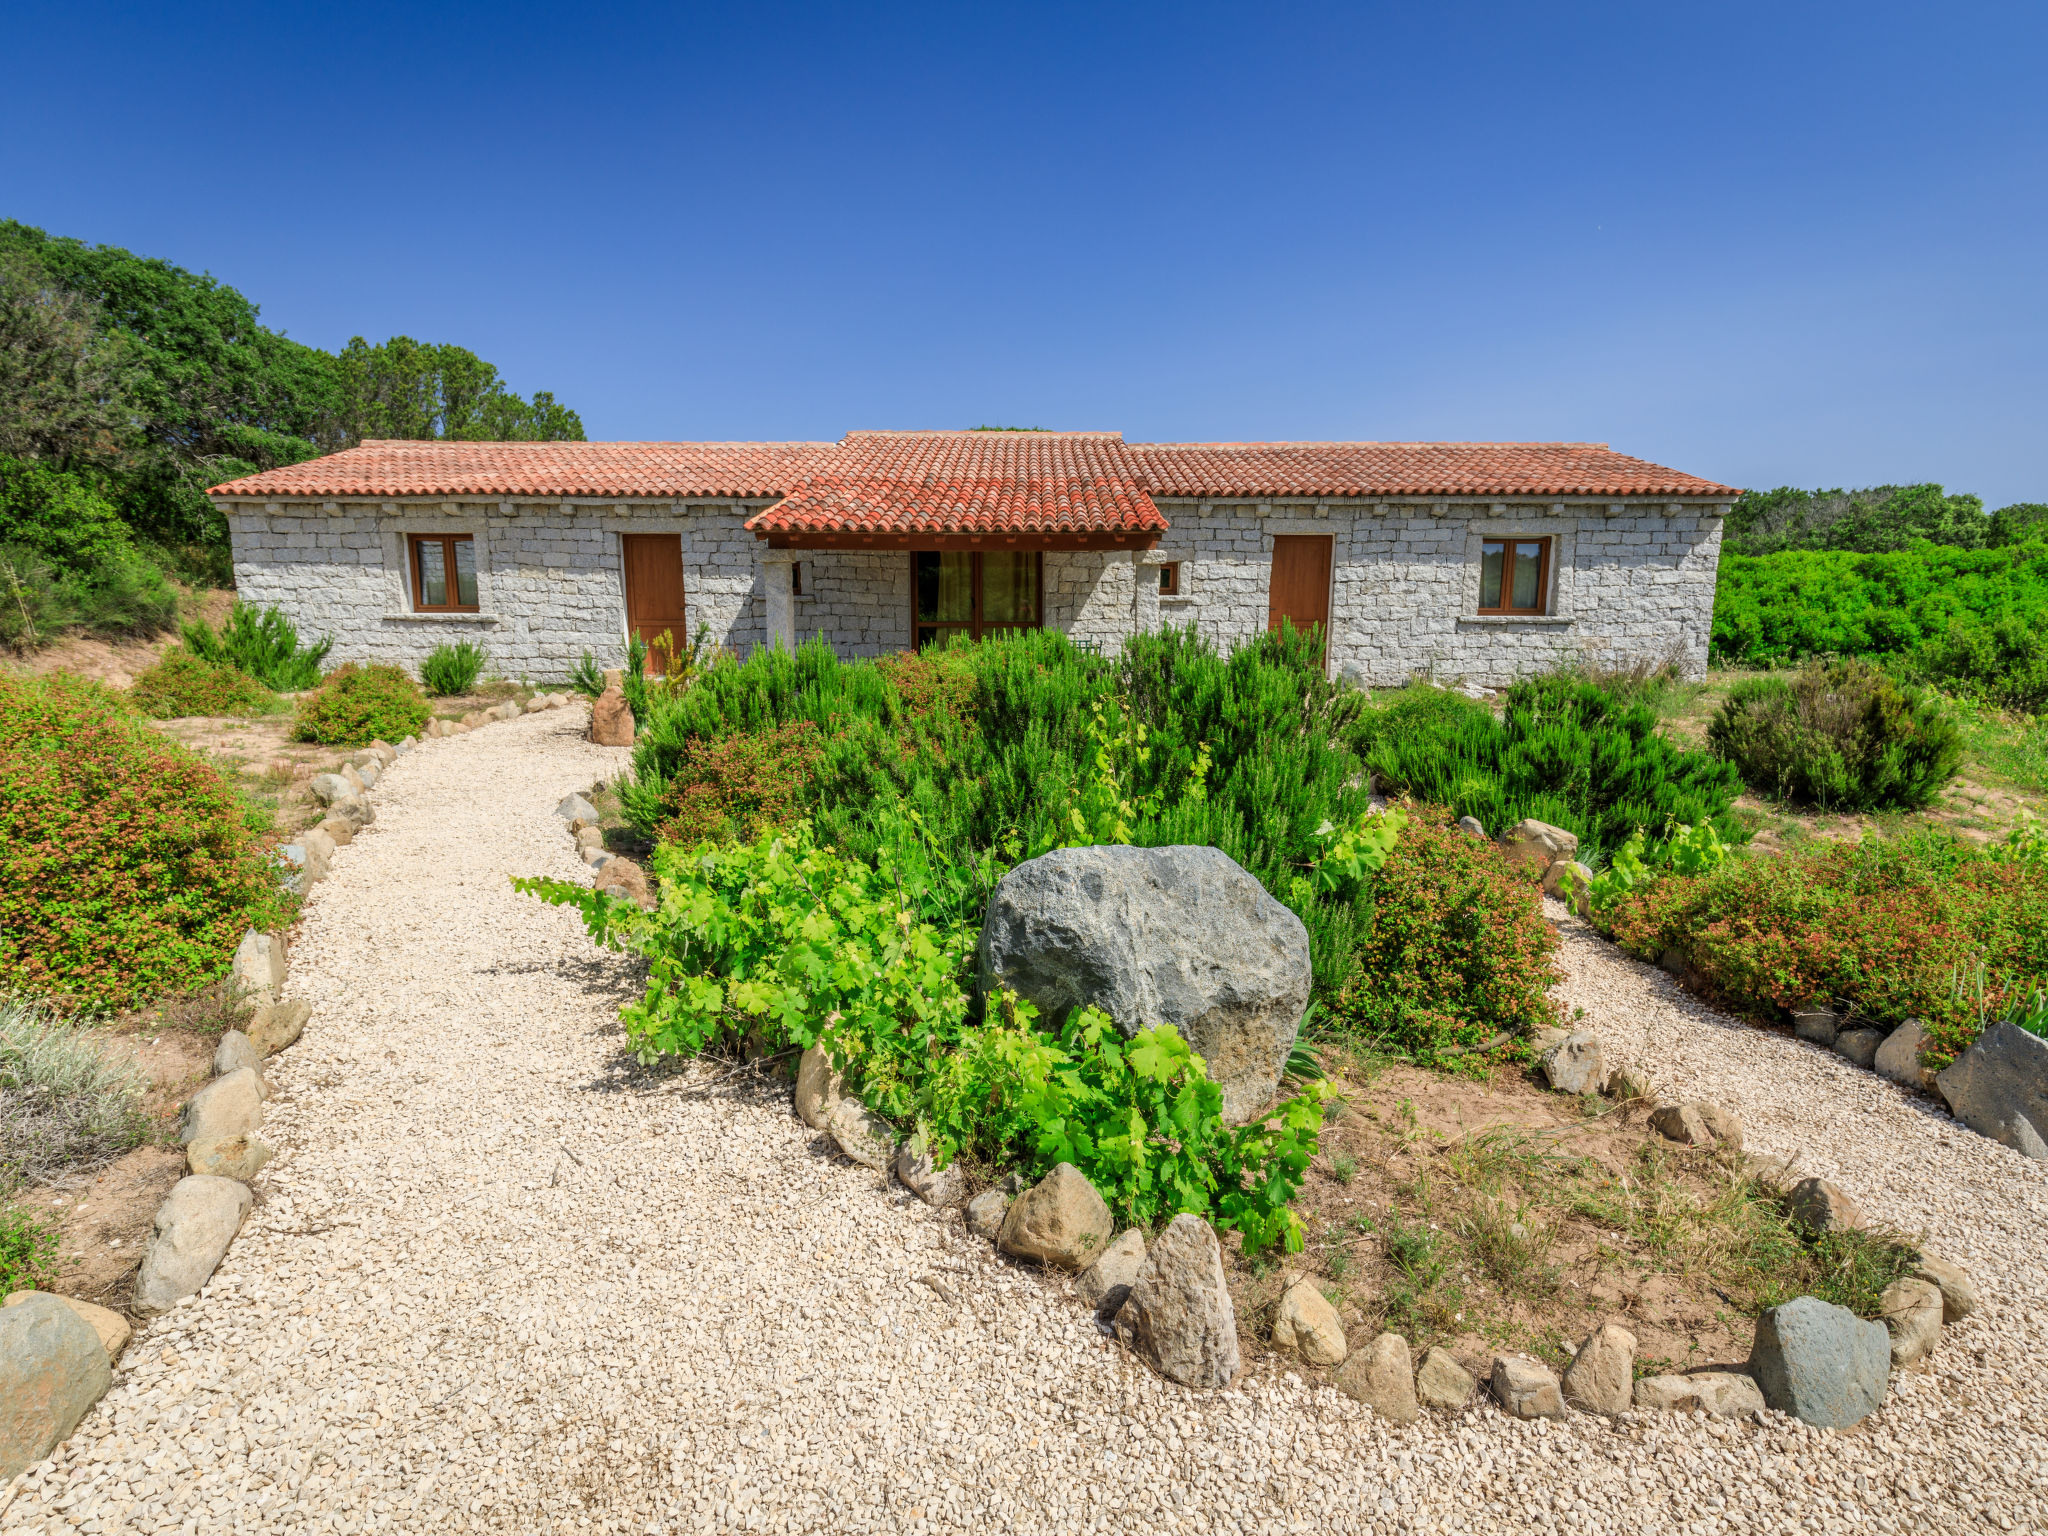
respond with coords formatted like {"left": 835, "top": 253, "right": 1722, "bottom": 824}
{"left": 999, "top": 1163, "right": 1115, "bottom": 1270}
{"left": 1911, "top": 1253, "right": 1979, "bottom": 1323}
{"left": 1489, "top": 1353, "right": 1564, "bottom": 1420}
{"left": 1543, "top": 859, "right": 1595, "bottom": 917}
{"left": 892, "top": 1130, "right": 966, "bottom": 1208}
{"left": 1633, "top": 1371, "right": 1765, "bottom": 1416}
{"left": 1272, "top": 1279, "right": 1349, "bottom": 1367}
{"left": 341, "top": 764, "right": 368, "bottom": 794}
{"left": 178, "top": 1068, "right": 264, "bottom": 1145}
{"left": 1658, "top": 948, "right": 1688, "bottom": 978}
{"left": 1834, "top": 1028, "right": 1885, "bottom": 1069}
{"left": 1748, "top": 1295, "right": 1891, "bottom": 1428}
{"left": 185, "top": 1133, "right": 275, "bottom": 1181}
{"left": 1415, "top": 1346, "right": 1475, "bottom": 1411}
{"left": 308, "top": 772, "right": 354, "bottom": 807}
{"left": 965, "top": 1188, "right": 1011, "bottom": 1241}
{"left": 315, "top": 815, "right": 354, "bottom": 847}
{"left": 1695, "top": 1101, "right": 1745, "bottom": 1151}
{"left": 1335, "top": 1332, "right": 1417, "bottom": 1422}
{"left": 212, "top": 1030, "right": 263, "bottom": 1080}
{"left": 574, "top": 825, "right": 606, "bottom": 851}
{"left": 1, "top": 1292, "right": 130, "bottom": 1361}
{"left": 1792, "top": 1007, "right": 1840, "bottom": 1047}
{"left": 134, "top": 1176, "right": 253, "bottom": 1315}
{"left": 1879, "top": 1277, "right": 1944, "bottom": 1366}
{"left": 460, "top": 709, "right": 489, "bottom": 729}
{"left": 978, "top": 844, "right": 1312, "bottom": 1123}
{"left": 231, "top": 929, "right": 286, "bottom": 1007}
{"left": 0, "top": 1294, "right": 111, "bottom": 1479}
{"left": 1075, "top": 1229, "right": 1147, "bottom": 1317}
{"left": 352, "top": 759, "right": 380, "bottom": 790}
{"left": 823, "top": 1097, "right": 895, "bottom": 1171}
{"left": 590, "top": 685, "right": 635, "bottom": 746}
{"left": 300, "top": 827, "right": 337, "bottom": 870}
{"left": 327, "top": 793, "right": 374, "bottom": 829}
{"left": 1538, "top": 1031, "right": 1605, "bottom": 1094}
{"left": 1935, "top": 1020, "right": 2048, "bottom": 1159}
{"left": 793, "top": 1044, "right": 848, "bottom": 1130}
{"left": 593, "top": 858, "right": 653, "bottom": 908}
{"left": 246, "top": 998, "right": 311, "bottom": 1056}
{"left": 584, "top": 848, "right": 612, "bottom": 869}
{"left": 1561, "top": 1322, "right": 1636, "bottom": 1416}
{"left": 526, "top": 696, "right": 552, "bottom": 713}
{"left": 1115, "top": 1214, "right": 1240, "bottom": 1389}
{"left": 1456, "top": 815, "right": 1487, "bottom": 839}
{"left": 1874, "top": 1018, "right": 1932, "bottom": 1088}
{"left": 1650, "top": 1101, "right": 1714, "bottom": 1147}
{"left": 396, "top": 735, "right": 415, "bottom": 753}
{"left": 1603, "top": 1064, "right": 1652, "bottom": 1101}
{"left": 1784, "top": 1177, "right": 1864, "bottom": 1235}
{"left": 492, "top": 700, "right": 523, "bottom": 721}
{"left": 1496, "top": 819, "right": 1577, "bottom": 878}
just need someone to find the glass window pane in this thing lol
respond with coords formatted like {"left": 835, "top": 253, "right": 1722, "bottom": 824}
{"left": 416, "top": 539, "right": 447, "bottom": 607}
{"left": 452, "top": 537, "right": 477, "bottom": 607}
{"left": 981, "top": 552, "right": 1038, "bottom": 623}
{"left": 1511, "top": 542, "right": 1543, "bottom": 610}
{"left": 1479, "top": 542, "right": 1504, "bottom": 608}
{"left": 914, "top": 552, "right": 973, "bottom": 622}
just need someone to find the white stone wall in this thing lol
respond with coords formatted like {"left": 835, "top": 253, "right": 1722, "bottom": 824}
{"left": 225, "top": 495, "right": 1723, "bottom": 685}
{"left": 1141, "top": 499, "right": 1724, "bottom": 686}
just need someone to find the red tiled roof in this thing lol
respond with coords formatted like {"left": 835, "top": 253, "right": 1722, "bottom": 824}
{"left": 206, "top": 439, "right": 831, "bottom": 500}
{"left": 1128, "top": 441, "right": 1735, "bottom": 499}
{"left": 209, "top": 432, "right": 1736, "bottom": 526}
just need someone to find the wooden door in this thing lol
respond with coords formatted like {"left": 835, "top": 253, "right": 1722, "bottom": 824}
{"left": 1267, "top": 535, "right": 1333, "bottom": 657}
{"left": 621, "top": 534, "right": 687, "bottom": 673}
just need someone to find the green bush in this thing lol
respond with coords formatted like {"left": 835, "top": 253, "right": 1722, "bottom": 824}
{"left": 1711, "top": 538, "right": 2048, "bottom": 665}
{"left": 1352, "top": 674, "right": 1745, "bottom": 858}
{"left": 0, "top": 457, "right": 132, "bottom": 572}
{"left": 517, "top": 819, "right": 1333, "bottom": 1255}
{"left": 128, "top": 645, "right": 275, "bottom": 718}
{"left": 0, "top": 1204, "right": 56, "bottom": 1295}
{"left": 0, "top": 543, "right": 177, "bottom": 651}
{"left": 292, "top": 663, "right": 430, "bottom": 747}
{"left": 1910, "top": 616, "right": 2048, "bottom": 715}
{"left": 182, "top": 603, "right": 331, "bottom": 691}
{"left": 419, "top": 639, "right": 486, "bottom": 696}
{"left": 1707, "top": 658, "right": 1962, "bottom": 811}
{"left": 1603, "top": 827, "right": 2048, "bottom": 1066}
{"left": 0, "top": 672, "right": 295, "bottom": 1008}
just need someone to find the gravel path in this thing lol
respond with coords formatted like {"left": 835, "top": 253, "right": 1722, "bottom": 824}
{"left": 6, "top": 717, "right": 2046, "bottom": 1534}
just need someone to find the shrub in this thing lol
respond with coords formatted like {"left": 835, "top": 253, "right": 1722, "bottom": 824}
{"left": 0, "top": 457, "right": 131, "bottom": 572}
{"left": 1603, "top": 828, "right": 2048, "bottom": 1065}
{"left": 129, "top": 645, "right": 274, "bottom": 719}
{"left": 1707, "top": 658, "right": 1962, "bottom": 811}
{"left": 182, "top": 602, "right": 331, "bottom": 691}
{"left": 653, "top": 719, "right": 823, "bottom": 845}
{"left": 0, "top": 994, "right": 148, "bottom": 1182}
{"left": 0, "top": 673, "right": 295, "bottom": 1008}
{"left": 292, "top": 663, "right": 430, "bottom": 747}
{"left": 0, "top": 1204, "right": 56, "bottom": 1295}
{"left": 419, "top": 639, "right": 486, "bottom": 696}
{"left": 1910, "top": 616, "right": 2048, "bottom": 715}
{"left": 1353, "top": 674, "right": 1745, "bottom": 857}
{"left": 0, "top": 543, "right": 176, "bottom": 651}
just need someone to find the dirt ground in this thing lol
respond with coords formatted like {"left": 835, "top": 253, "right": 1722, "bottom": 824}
{"left": 18, "top": 1023, "right": 217, "bottom": 1312}
{"left": 1219, "top": 1051, "right": 1841, "bottom": 1385}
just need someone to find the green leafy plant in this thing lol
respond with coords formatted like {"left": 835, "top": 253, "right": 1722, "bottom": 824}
{"left": 0, "top": 673, "right": 296, "bottom": 1008}
{"left": 568, "top": 651, "right": 606, "bottom": 699}
{"left": 0, "top": 1203, "right": 57, "bottom": 1295}
{"left": 292, "top": 663, "right": 430, "bottom": 747}
{"left": 1564, "top": 819, "right": 1731, "bottom": 920}
{"left": 419, "top": 639, "right": 486, "bottom": 697}
{"left": 1708, "top": 657, "right": 1962, "bottom": 810}
{"left": 181, "top": 602, "right": 331, "bottom": 691}
{"left": 1910, "top": 616, "right": 2048, "bottom": 715}
{"left": 128, "top": 645, "right": 276, "bottom": 719}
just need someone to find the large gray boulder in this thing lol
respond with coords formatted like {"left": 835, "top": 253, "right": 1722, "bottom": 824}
{"left": 178, "top": 1069, "right": 264, "bottom": 1145}
{"left": 1748, "top": 1296, "right": 1890, "bottom": 1428}
{"left": 1874, "top": 1018, "right": 1933, "bottom": 1089}
{"left": 978, "top": 844, "right": 1311, "bottom": 1123}
{"left": 0, "top": 1294, "right": 110, "bottom": 1479}
{"left": 135, "top": 1176, "right": 253, "bottom": 1315}
{"left": 1115, "top": 1214, "right": 1240, "bottom": 1388}
{"left": 1936, "top": 1021, "right": 2048, "bottom": 1158}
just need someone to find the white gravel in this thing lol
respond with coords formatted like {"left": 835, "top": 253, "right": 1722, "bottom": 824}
{"left": 5, "top": 717, "right": 2045, "bottom": 1534}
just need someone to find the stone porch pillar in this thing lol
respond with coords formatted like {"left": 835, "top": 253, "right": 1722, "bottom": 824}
{"left": 760, "top": 548, "right": 798, "bottom": 652}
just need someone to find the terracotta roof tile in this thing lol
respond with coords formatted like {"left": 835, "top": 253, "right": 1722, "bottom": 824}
{"left": 209, "top": 433, "right": 1736, "bottom": 525}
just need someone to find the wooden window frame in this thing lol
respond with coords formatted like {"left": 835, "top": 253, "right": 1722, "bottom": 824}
{"left": 1158, "top": 561, "right": 1181, "bottom": 596}
{"left": 408, "top": 533, "right": 479, "bottom": 614}
{"left": 908, "top": 550, "right": 1044, "bottom": 648}
{"left": 1477, "top": 536, "right": 1552, "bottom": 617}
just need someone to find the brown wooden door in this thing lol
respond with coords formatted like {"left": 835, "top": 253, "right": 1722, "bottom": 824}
{"left": 621, "top": 534, "right": 687, "bottom": 673}
{"left": 1267, "top": 535, "right": 1333, "bottom": 657}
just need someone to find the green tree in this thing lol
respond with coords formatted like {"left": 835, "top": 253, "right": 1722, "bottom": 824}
{"left": 1725, "top": 484, "right": 1991, "bottom": 556}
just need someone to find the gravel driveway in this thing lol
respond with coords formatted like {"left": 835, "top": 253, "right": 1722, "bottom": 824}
{"left": 6, "top": 712, "right": 2045, "bottom": 1533}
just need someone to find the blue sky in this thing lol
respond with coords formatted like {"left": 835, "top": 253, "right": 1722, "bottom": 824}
{"left": 5, "top": 1, "right": 2045, "bottom": 502}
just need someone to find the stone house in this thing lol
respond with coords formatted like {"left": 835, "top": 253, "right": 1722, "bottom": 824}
{"left": 208, "top": 430, "right": 1734, "bottom": 685}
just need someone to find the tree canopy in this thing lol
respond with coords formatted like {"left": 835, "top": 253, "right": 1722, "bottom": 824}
{"left": 1724, "top": 482, "right": 2045, "bottom": 557}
